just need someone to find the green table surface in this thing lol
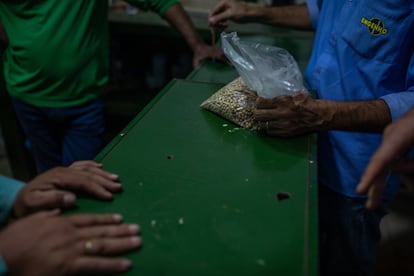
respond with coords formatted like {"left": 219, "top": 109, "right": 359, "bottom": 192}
{"left": 75, "top": 79, "right": 318, "bottom": 276}
{"left": 186, "top": 60, "right": 239, "bottom": 83}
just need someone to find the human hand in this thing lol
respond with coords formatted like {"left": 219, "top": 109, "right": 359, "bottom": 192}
{"left": 12, "top": 161, "right": 122, "bottom": 218}
{"left": 357, "top": 107, "right": 414, "bottom": 209}
{"left": 208, "top": 0, "right": 251, "bottom": 29}
{"left": 192, "top": 43, "right": 227, "bottom": 67}
{"left": 254, "top": 92, "right": 326, "bottom": 137}
{"left": 0, "top": 210, "right": 141, "bottom": 276}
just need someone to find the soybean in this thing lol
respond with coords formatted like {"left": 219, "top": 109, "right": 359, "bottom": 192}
{"left": 200, "top": 77, "right": 258, "bottom": 129}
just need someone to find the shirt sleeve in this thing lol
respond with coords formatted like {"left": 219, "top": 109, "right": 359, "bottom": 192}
{"left": 0, "top": 256, "right": 7, "bottom": 276}
{"left": 306, "top": 0, "right": 322, "bottom": 29}
{"left": 380, "top": 53, "right": 414, "bottom": 122}
{"left": 126, "top": 0, "right": 179, "bottom": 16}
{"left": 0, "top": 175, "right": 24, "bottom": 227}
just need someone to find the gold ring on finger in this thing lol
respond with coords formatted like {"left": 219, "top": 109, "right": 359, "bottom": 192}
{"left": 84, "top": 240, "right": 94, "bottom": 252}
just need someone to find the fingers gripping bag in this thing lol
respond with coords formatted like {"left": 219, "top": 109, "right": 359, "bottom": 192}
{"left": 201, "top": 32, "right": 307, "bottom": 129}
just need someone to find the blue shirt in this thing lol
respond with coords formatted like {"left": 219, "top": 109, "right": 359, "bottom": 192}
{"left": 0, "top": 257, "right": 6, "bottom": 276}
{"left": 0, "top": 175, "right": 24, "bottom": 275}
{"left": 0, "top": 175, "right": 24, "bottom": 225}
{"left": 305, "top": 0, "right": 414, "bottom": 199}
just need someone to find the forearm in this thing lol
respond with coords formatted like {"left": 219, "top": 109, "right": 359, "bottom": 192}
{"left": 245, "top": 4, "right": 313, "bottom": 31}
{"left": 317, "top": 99, "right": 392, "bottom": 132}
{"left": 162, "top": 3, "right": 204, "bottom": 52}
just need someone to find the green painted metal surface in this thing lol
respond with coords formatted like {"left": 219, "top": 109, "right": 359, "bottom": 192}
{"left": 74, "top": 79, "right": 318, "bottom": 276}
{"left": 186, "top": 60, "right": 239, "bottom": 83}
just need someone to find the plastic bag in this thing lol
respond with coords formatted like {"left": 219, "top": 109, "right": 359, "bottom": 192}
{"left": 221, "top": 32, "right": 306, "bottom": 98}
{"left": 201, "top": 33, "right": 307, "bottom": 129}
{"left": 200, "top": 77, "right": 258, "bottom": 129}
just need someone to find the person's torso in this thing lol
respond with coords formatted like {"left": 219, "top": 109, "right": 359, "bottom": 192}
{"left": 0, "top": 0, "right": 109, "bottom": 107}
{"left": 304, "top": 0, "right": 414, "bottom": 199}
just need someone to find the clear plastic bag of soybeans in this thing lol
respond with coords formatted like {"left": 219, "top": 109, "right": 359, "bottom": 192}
{"left": 200, "top": 77, "right": 258, "bottom": 129}
{"left": 200, "top": 32, "right": 307, "bottom": 129}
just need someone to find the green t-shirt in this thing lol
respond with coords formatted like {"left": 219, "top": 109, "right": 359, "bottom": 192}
{"left": 0, "top": 0, "right": 178, "bottom": 108}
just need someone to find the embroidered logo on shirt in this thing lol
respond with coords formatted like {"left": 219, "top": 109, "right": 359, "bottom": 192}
{"left": 361, "top": 17, "right": 388, "bottom": 36}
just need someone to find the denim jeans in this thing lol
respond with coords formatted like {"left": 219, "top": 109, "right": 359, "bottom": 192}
{"left": 12, "top": 98, "right": 105, "bottom": 173}
{"left": 318, "top": 185, "right": 387, "bottom": 276}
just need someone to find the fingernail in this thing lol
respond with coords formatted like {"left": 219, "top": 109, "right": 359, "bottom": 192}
{"left": 128, "top": 224, "right": 140, "bottom": 233}
{"left": 104, "top": 191, "right": 113, "bottom": 199}
{"left": 112, "top": 214, "right": 123, "bottom": 222}
{"left": 120, "top": 259, "right": 132, "bottom": 270}
{"left": 130, "top": 237, "right": 142, "bottom": 247}
{"left": 63, "top": 194, "right": 76, "bottom": 204}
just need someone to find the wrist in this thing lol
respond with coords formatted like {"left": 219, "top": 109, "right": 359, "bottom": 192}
{"left": 9, "top": 200, "right": 21, "bottom": 222}
{"left": 9, "top": 189, "right": 25, "bottom": 221}
{"left": 191, "top": 41, "right": 206, "bottom": 52}
{"left": 244, "top": 6, "right": 264, "bottom": 22}
{"left": 315, "top": 99, "right": 337, "bottom": 131}
{"left": 301, "top": 97, "right": 337, "bottom": 131}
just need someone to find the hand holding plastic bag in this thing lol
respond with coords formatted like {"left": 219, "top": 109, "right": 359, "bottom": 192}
{"left": 201, "top": 32, "right": 307, "bottom": 129}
